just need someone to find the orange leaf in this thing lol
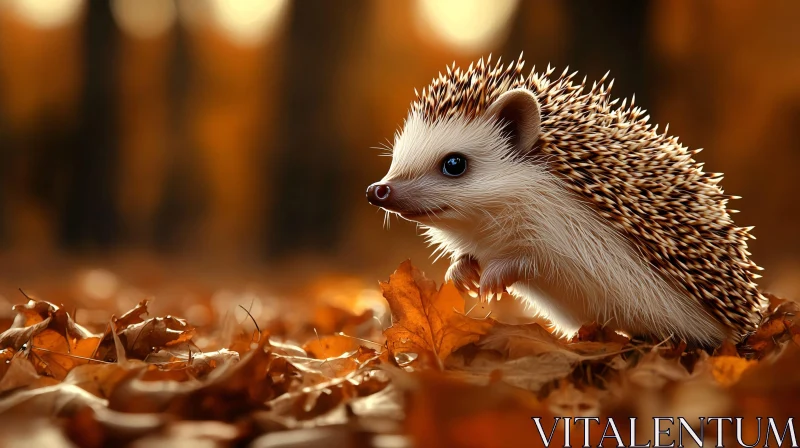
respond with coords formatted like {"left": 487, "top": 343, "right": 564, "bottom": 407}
{"left": 303, "top": 335, "right": 359, "bottom": 359}
{"left": 31, "top": 331, "right": 101, "bottom": 380}
{"left": 745, "top": 318, "right": 789, "bottom": 356}
{"left": 381, "top": 260, "right": 493, "bottom": 366}
{"left": 708, "top": 355, "right": 755, "bottom": 387}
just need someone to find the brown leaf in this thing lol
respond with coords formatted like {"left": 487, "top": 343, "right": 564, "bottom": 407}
{"left": 744, "top": 318, "right": 790, "bottom": 356}
{"left": 0, "top": 382, "right": 108, "bottom": 416}
{"left": 447, "top": 349, "right": 577, "bottom": 392}
{"left": 65, "top": 362, "right": 143, "bottom": 400}
{"left": 477, "top": 322, "right": 623, "bottom": 359}
{"left": 0, "top": 354, "right": 59, "bottom": 393}
{"left": 0, "top": 317, "right": 51, "bottom": 350}
{"left": 227, "top": 329, "right": 270, "bottom": 354}
{"left": 10, "top": 299, "right": 54, "bottom": 326}
{"left": 114, "top": 298, "right": 152, "bottom": 329}
{"left": 312, "top": 305, "right": 374, "bottom": 337}
{"left": 12, "top": 300, "right": 96, "bottom": 340}
{"left": 381, "top": 260, "right": 493, "bottom": 365}
{"left": 30, "top": 330, "right": 100, "bottom": 379}
{"left": 624, "top": 350, "right": 693, "bottom": 389}
{"left": 263, "top": 381, "right": 357, "bottom": 425}
{"left": 708, "top": 355, "right": 755, "bottom": 387}
{"left": 113, "top": 316, "right": 195, "bottom": 360}
{"left": 109, "top": 341, "right": 273, "bottom": 419}
{"left": 476, "top": 323, "right": 564, "bottom": 359}
{"left": 145, "top": 348, "right": 240, "bottom": 378}
{"left": 303, "top": 334, "right": 359, "bottom": 359}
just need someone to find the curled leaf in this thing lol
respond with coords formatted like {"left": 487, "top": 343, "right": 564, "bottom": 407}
{"left": 0, "top": 317, "right": 51, "bottom": 350}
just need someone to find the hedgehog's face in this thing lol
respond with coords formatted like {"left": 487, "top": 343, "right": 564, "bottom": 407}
{"left": 367, "top": 88, "right": 543, "bottom": 228}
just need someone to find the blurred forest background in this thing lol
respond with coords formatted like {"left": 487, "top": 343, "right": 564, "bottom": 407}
{"left": 0, "top": 0, "right": 799, "bottom": 310}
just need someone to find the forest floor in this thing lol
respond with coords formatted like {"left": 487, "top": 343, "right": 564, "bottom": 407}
{"left": 0, "top": 259, "right": 796, "bottom": 448}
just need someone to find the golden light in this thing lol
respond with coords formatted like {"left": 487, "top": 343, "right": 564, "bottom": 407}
{"left": 0, "top": 0, "right": 83, "bottom": 28}
{"left": 209, "top": 0, "right": 290, "bottom": 46}
{"left": 111, "top": 0, "right": 177, "bottom": 39}
{"left": 2, "top": 0, "right": 83, "bottom": 29}
{"left": 81, "top": 269, "right": 120, "bottom": 302}
{"left": 414, "top": 0, "right": 519, "bottom": 54}
{"left": 179, "top": 0, "right": 290, "bottom": 47}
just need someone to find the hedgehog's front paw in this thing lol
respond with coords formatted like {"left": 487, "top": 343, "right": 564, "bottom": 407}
{"left": 479, "top": 260, "right": 517, "bottom": 303}
{"left": 445, "top": 254, "right": 481, "bottom": 296}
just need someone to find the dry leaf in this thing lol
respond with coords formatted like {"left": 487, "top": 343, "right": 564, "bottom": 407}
{"left": 0, "top": 317, "right": 51, "bottom": 350}
{"left": 624, "top": 350, "right": 694, "bottom": 389}
{"left": 13, "top": 300, "right": 95, "bottom": 340}
{"left": 303, "top": 334, "right": 360, "bottom": 359}
{"left": 30, "top": 331, "right": 103, "bottom": 380}
{"left": 381, "top": 260, "right": 493, "bottom": 365}
{"left": 477, "top": 322, "right": 623, "bottom": 359}
{"left": 114, "top": 298, "right": 152, "bottom": 329}
{"left": 476, "top": 322, "right": 566, "bottom": 359}
{"left": 120, "top": 316, "right": 195, "bottom": 358}
{"left": 708, "top": 355, "right": 756, "bottom": 387}
{"left": 65, "top": 362, "right": 142, "bottom": 400}
{"left": 312, "top": 305, "right": 374, "bottom": 337}
{"left": 448, "top": 350, "right": 577, "bottom": 392}
{"left": 0, "top": 383, "right": 108, "bottom": 416}
{"left": 745, "top": 318, "right": 789, "bottom": 355}
{"left": 0, "top": 262, "right": 798, "bottom": 446}
{"left": 0, "top": 353, "right": 59, "bottom": 393}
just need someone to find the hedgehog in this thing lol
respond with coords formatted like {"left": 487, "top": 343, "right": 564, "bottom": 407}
{"left": 366, "top": 54, "right": 767, "bottom": 345}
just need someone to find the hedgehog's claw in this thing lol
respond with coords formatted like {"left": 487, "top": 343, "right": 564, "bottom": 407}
{"left": 479, "top": 260, "right": 517, "bottom": 303}
{"left": 446, "top": 254, "right": 481, "bottom": 297}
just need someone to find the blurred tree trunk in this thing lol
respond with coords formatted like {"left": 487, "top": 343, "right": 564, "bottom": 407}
{"left": 153, "top": 24, "right": 204, "bottom": 252}
{"left": 61, "top": 0, "right": 119, "bottom": 248}
{"left": 564, "top": 0, "right": 652, "bottom": 106}
{"left": 499, "top": 1, "right": 650, "bottom": 103}
{"left": 268, "top": 1, "right": 369, "bottom": 258}
{"left": 116, "top": 29, "right": 173, "bottom": 246}
{"left": 0, "top": 5, "right": 83, "bottom": 252}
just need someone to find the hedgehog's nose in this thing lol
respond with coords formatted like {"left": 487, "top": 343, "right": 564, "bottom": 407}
{"left": 366, "top": 182, "right": 391, "bottom": 205}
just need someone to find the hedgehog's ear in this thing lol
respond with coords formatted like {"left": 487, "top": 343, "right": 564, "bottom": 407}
{"left": 485, "top": 88, "right": 542, "bottom": 155}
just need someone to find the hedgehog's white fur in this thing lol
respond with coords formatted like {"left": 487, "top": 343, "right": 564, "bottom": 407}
{"left": 385, "top": 112, "right": 725, "bottom": 343}
{"left": 373, "top": 55, "right": 766, "bottom": 345}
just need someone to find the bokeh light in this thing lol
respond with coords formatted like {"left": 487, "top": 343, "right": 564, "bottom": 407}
{"left": 2, "top": 0, "right": 83, "bottom": 29}
{"left": 414, "top": 0, "right": 519, "bottom": 53}
{"left": 111, "top": 0, "right": 177, "bottom": 39}
{"left": 81, "top": 269, "right": 120, "bottom": 302}
{"left": 179, "top": 0, "right": 290, "bottom": 46}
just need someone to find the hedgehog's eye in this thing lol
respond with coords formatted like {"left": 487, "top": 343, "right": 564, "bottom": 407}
{"left": 441, "top": 153, "right": 467, "bottom": 177}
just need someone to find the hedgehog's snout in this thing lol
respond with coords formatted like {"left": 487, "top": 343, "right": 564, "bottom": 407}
{"left": 366, "top": 182, "right": 392, "bottom": 207}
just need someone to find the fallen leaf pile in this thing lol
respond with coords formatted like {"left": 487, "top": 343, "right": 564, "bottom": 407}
{"left": 0, "top": 260, "right": 798, "bottom": 447}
